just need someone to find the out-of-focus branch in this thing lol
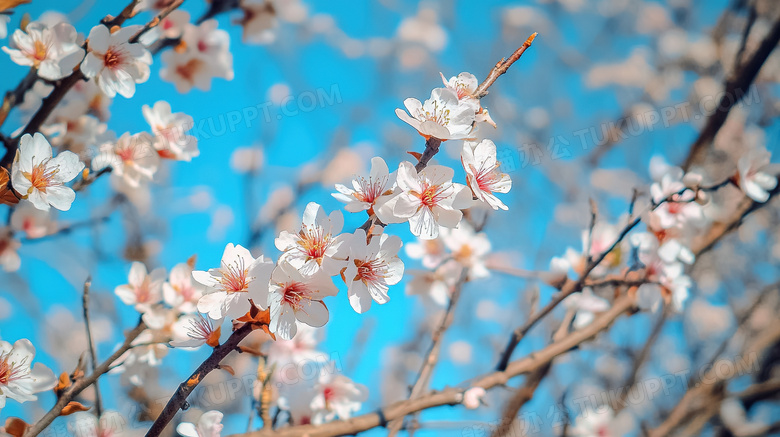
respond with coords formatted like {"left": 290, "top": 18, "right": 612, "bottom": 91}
{"left": 81, "top": 277, "right": 103, "bottom": 418}
{"left": 649, "top": 321, "right": 780, "bottom": 437}
{"left": 613, "top": 305, "right": 669, "bottom": 412}
{"left": 233, "top": 293, "right": 637, "bottom": 437}
{"left": 490, "top": 363, "right": 551, "bottom": 437}
{"left": 144, "top": 324, "right": 254, "bottom": 437}
{"left": 495, "top": 177, "right": 755, "bottom": 372}
{"left": 0, "top": 0, "right": 188, "bottom": 168}
{"left": 24, "top": 321, "right": 147, "bottom": 437}
{"left": 386, "top": 268, "right": 468, "bottom": 436}
{"left": 682, "top": 13, "right": 780, "bottom": 170}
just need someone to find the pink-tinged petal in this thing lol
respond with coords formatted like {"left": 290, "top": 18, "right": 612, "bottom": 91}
{"left": 87, "top": 25, "right": 110, "bottom": 53}
{"left": 421, "top": 165, "right": 454, "bottom": 187}
{"left": 30, "top": 133, "right": 53, "bottom": 163}
{"left": 176, "top": 423, "right": 199, "bottom": 437}
{"left": 115, "top": 285, "right": 137, "bottom": 305}
{"left": 434, "top": 205, "right": 462, "bottom": 229}
{"left": 418, "top": 120, "right": 451, "bottom": 140}
{"left": 395, "top": 161, "right": 421, "bottom": 192}
{"left": 393, "top": 193, "right": 421, "bottom": 219}
{"left": 28, "top": 362, "right": 57, "bottom": 392}
{"left": 408, "top": 207, "right": 438, "bottom": 240}
{"left": 369, "top": 156, "right": 389, "bottom": 180}
{"left": 302, "top": 202, "right": 323, "bottom": 228}
{"left": 43, "top": 185, "right": 76, "bottom": 211}
{"left": 270, "top": 302, "right": 297, "bottom": 340}
{"left": 294, "top": 300, "right": 328, "bottom": 327}
{"left": 198, "top": 292, "right": 227, "bottom": 320}
{"left": 49, "top": 150, "right": 85, "bottom": 182}
{"left": 348, "top": 280, "right": 372, "bottom": 314}
{"left": 128, "top": 262, "right": 147, "bottom": 286}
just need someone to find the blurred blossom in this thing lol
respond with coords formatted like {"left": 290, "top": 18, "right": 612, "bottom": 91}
{"left": 207, "top": 206, "right": 235, "bottom": 242}
{"left": 230, "top": 146, "right": 265, "bottom": 173}
{"left": 448, "top": 340, "right": 472, "bottom": 364}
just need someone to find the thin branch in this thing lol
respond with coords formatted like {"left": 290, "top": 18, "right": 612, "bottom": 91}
{"left": 649, "top": 321, "right": 780, "bottom": 437}
{"left": 474, "top": 33, "right": 538, "bottom": 98}
{"left": 81, "top": 277, "right": 102, "bottom": 418}
{"left": 24, "top": 321, "right": 146, "bottom": 437}
{"left": 386, "top": 268, "right": 469, "bottom": 436}
{"left": 234, "top": 293, "right": 638, "bottom": 437}
{"left": 144, "top": 324, "right": 254, "bottom": 437}
{"left": 682, "top": 12, "right": 780, "bottom": 170}
{"left": 490, "top": 364, "right": 551, "bottom": 437}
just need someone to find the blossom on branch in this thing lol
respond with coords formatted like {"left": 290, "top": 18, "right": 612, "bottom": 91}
{"left": 343, "top": 229, "right": 404, "bottom": 313}
{"left": 3, "top": 21, "right": 84, "bottom": 80}
{"left": 377, "top": 162, "right": 469, "bottom": 240}
{"left": 92, "top": 132, "right": 160, "bottom": 187}
{"left": 81, "top": 24, "right": 152, "bottom": 98}
{"left": 0, "top": 338, "right": 57, "bottom": 411}
{"left": 395, "top": 87, "right": 476, "bottom": 140}
{"left": 142, "top": 100, "right": 199, "bottom": 161}
{"left": 115, "top": 261, "right": 166, "bottom": 314}
{"left": 461, "top": 139, "right": 512, "bottom": 210}
{"left": 266, "top": 260, "right": 338, "bottom": 340}
{"left": 12, "top": 133, "right": 84, "bottom": 212}
{"left": 310, "top": 373, "right": 369, "bottom": 424}
{"left": 194, "top": 243, "right": 274, "bottom": 320}
{"left": 441, "top": 71, "right": 496, "bottom": 127}
{"left": 177, "top": 410, "right": 224, "bottom": 437}
{"left": 275, "top": 202, "right": 350, "bottom": 276}
{"left": 736, "top": 145, "right": 777, "bottom": 203}
{"left": 332, "top": 156, "right": 396, "bottom": 214}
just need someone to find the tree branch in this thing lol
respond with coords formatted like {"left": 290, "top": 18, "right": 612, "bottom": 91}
{"left": 233, "top": 293, "right": 637, "bottom": 437}
{"left": 81, "top": 277, "right": 103, "bottom": 418}
{"left": 24, "top": 321, "right": 147, "bottom": 437}
{"left": 144, "top": 324, "right": 254, "bottom": 437}
{"left": 682, "top": 12, "right": 780, "bottom": 170}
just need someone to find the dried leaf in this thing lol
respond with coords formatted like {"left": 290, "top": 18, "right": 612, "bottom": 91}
{"left": 219, "top": 365, "right": 235, "bottom": 376}
{"left": 186, "top": 254, "right": 197, "bottom": 269}
{"left": 407, "top": 151, "right": 423, "bottom": 162}
{"left": 60, "top": 401, "right": 90, "bottom": 416}
{"left": 0, "top": 0, "right": 30, "bottom": 13}
{"left": 54, "top": 372, "right": 71, "bottom": 394}
{"left": 3, "top": 417, "right": 29, "bottom": 437}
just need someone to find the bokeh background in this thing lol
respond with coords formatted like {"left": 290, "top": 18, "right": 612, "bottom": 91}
{"left": 1, "top": 0, "right": 779, "bottom": 435}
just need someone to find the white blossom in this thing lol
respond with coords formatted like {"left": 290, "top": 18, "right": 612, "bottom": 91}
{"left": 194, "top": 243, "right": 274, "bottom": 320}
{"left": 395, "top": 87, "right": 476, "bottom": 140}
{"left": 266, "top": 261, "right": 338, "bottom": 340}
{"left": 81, "top": 25, "right": 152, "bottom": 98}
{"left": 12, "top": 133, "right": 84, "bottom": 211}
{"left": 737, "top": 145, "right": 777, "bottom": 203}
{"left": 275, "top": 202, "right": 350, "bottom": 276}
{"left": 332, "top": 157, "right": 396, "bottom": 214}
{"left": 461, "top": 139, "right": 512, "bottom": 210}
{"left": 0, "top": 339, "right": 57, "bottom": 411}
{"left": 343, "top": 229, "right": 404, "bottom": 313}
{"left": 3, "top": 21, "right": 84, "bottom": 80}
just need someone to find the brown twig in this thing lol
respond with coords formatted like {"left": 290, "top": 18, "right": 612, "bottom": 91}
{"left": 81, "top": 277, "right": 103, "bottom": 418}
{"left": 144, "top": 324, "right": 254, "bottom": 437}
{"left": 490, "top": 364, "right": 551, "bottom": 437}
{"left": 24, "top": 321, "right": 147, "bottom": 437}
{"left": 386, "top": 268, "right": 469, "bottom": 436}
{"left": 474, "top": 33, "right": 538, "bottom": 98}
{"left": 233, "top": 293, "right": 637, "bottom": 437}
{"left": 682, "top": 13, "right": 780, "bottom": 170}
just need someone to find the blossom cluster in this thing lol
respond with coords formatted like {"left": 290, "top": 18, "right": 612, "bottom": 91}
{"left": 552, "top": 146, "right": 777, "bottom": 325}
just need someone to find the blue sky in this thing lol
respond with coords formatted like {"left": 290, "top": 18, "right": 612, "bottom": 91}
{"left": 2, "top": 0, "right": 775, "bottom": 435}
